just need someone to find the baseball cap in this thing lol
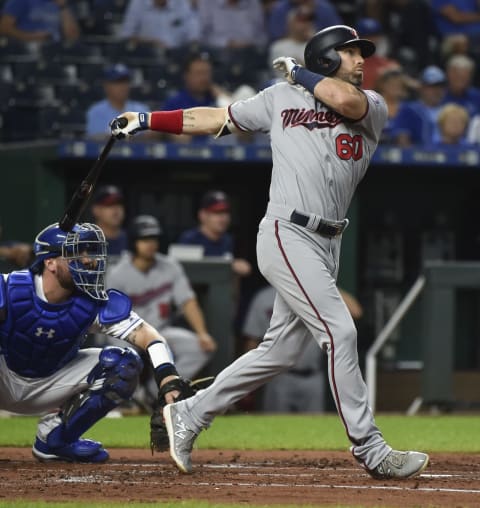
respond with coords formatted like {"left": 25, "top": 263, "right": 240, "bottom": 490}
{"left": 420, "top": 65, "right": 447, "bottom": 86}
{"left": 92, "top": 185, "right": 124, "bottom": 206}
{"left": 132, "top": 215, "right": 162, "bottom": 238}
{"left": 103, "top": 63, "right": 131, "bottom": 82}
{"left": 356, "top": 18, "right": 383, "bottom": 37}
{"left": 200, "top": 190, "right": 230, "bottom": 213}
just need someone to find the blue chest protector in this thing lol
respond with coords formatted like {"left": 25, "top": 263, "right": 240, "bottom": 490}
{"left": 0, "top": 270, "right": 132, "bottom": 378}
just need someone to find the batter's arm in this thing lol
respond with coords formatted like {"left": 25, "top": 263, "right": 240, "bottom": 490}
{"left": 110, "top": 108, "right": 230, "bottom": 139}
{"left": 312, "top": 78, "right": 368, "bottom": 120}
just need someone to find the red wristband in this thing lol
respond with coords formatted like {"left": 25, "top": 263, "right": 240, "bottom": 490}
{"left": 150, "top": 110, "right": 183, "bottom": 134}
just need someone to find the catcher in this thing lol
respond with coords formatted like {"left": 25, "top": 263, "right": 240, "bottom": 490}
{"left": 0, "top": 221, "right": 197, "bottom": 462}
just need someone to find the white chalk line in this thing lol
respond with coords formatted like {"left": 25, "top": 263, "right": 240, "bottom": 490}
{"left": 52, "top": 476, "right": 480, "bottom": 495}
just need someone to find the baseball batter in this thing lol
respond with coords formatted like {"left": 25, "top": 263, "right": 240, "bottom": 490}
{"left": 0, "top": 222, "right": 195, "bottom": 462}
{"left": 111, "top": 25, "right": 429, "bottom": 479}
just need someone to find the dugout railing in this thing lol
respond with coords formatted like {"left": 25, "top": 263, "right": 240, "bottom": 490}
{"left": 366, "top": 261, "right": 480, "bottom": 414}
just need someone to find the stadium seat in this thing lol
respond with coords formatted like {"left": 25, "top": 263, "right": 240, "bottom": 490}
{"left": 37, "top": 106, "right": 62, "bottom": 139}
{"left": 55, "top": 82, "right": 104, "bottom": 108}
{"left": 57, "top": 105, "right": 87, "bottom": 139}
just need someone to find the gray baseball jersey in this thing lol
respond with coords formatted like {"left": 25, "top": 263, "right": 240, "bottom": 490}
{"left": 107, "top": 253, "right": 194, "bottom": 331}
{"left": 107, "top": 253, "right": 210, "bottom": 379}
{"left": 178, "top": 82, "right": 391, "bottom": 470}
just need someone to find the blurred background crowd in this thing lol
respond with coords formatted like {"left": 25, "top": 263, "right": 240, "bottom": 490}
{"left": 2, "top": 0, "right": 480, "bottom": 147}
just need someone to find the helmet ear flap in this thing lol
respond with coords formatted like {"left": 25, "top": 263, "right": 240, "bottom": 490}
{"left": 309, "top": 47, "right": 341, "bottom": 75}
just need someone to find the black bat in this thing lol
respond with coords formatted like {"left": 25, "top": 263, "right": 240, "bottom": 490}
{"left": 59, "top": 118, "right": 127, "bottom": 232}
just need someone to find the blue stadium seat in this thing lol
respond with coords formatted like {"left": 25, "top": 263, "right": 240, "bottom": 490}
{"left": 57, "top": 105, "right": 87, "bottom": 139}
{"left": 37, "top": 106, "right": 62, "bottom": 139}
{"left": 55, "top": 82, "right": 104, "bottom": 108}
{"left": 13, "top": 60, "right": 73, "bottom": 85}
{"left": 1, "top": 105, "right": 40, "bottom": 142}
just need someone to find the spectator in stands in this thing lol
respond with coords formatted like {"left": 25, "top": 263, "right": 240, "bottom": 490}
{"left": 90, "top": 185, "right": 128, "bottom": 262}
{"left": 119, "top": 0, "right": 199, "bottom": 48}
{"left": 85, "top": 63, "right": 149, "bottom": 139}
{"left": 432, "top": 103, "right": 471, "bottom": 147}
{"left": 443, "top": 54, "right": 480, "bottom": 118}
{"left": 162, "top": 53, "right": 227, "bottom": 143}
{"left": 108, "top": 214, "right": 217, "bottom": 382}
{"left": 178, "top": 190, "right": 252, "bottom": 278}
{"left": 268, "top": 5, "right": 314, "bottom": 70}
{"left": 356, "top": 17, "right": 401, "bottom": 91}
{"left": 393, "top": 65, "right": 447, "bottom": 147}
{"left": 431, "top": 0, "right": 480, "bottom": 40}
{"left": 267, "top": 0, "right": 341, "bottom": 42}
{"left": 440, "top": 33, "right": 470, "bottom": 62}
{"left": 374, "top": 68, "right": 410, "bottom": 144}
{"left": 242, "top": 284, "right": 363, "bottom": 413}
{"left": 0, "top": 0, "right": 80, "bottom": 43}
{"left": 196, "top": 0, "right": 266, "bottom": 49}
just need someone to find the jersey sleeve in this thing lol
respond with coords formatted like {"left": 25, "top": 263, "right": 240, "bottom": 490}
{"left": 356, "top": 90, "right": 388, "bottom": 144}
{"left": 93, "top": 310, "right": 144, "bottom": 341}
{"left": 170, "top": 259, "right": 195, "bottom": 307}
{"left": 228, "top": 86, "right": 275, "bottom": 133}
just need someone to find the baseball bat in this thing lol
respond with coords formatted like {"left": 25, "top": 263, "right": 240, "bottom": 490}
{"left": 59, "top": 118, "right": 127, "bottom": 232}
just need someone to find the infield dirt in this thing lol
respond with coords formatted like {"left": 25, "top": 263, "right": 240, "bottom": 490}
{"left": 1, "top": 448, "right": 479, "bottom": 507}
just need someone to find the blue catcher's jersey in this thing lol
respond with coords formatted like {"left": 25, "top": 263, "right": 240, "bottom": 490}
{"left": 0, "top": 270, "right": 126, "bottom": 378}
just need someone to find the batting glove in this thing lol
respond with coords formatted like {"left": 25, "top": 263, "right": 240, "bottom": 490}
{"left": 272, "top": 56, "right": 300, "bottom": 84}
{"left": 110, "top": 112, "right": 149, "bottom": 139}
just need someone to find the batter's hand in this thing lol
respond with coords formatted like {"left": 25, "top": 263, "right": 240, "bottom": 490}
{"left": 110, "top": 112, "right": 149, "bottom": 139}
{"left": 272, "top": 56, "right": 300, "bottom": 84}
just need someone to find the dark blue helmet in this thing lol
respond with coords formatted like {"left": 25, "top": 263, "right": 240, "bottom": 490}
{"left": 32, "top": 222, "right": 108, "bottom": 300}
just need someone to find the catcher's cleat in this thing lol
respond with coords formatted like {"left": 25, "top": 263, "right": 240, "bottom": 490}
{"left": 32, "top": 437, "right": 109, "bottom": 463}
{"left": 163, "top": 403, "right": 197, "bottom": 473}
{"left": 368, "top": 450, "right": 429, "bottom": 480}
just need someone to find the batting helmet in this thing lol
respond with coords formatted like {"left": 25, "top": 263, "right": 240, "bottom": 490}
{"left": 128, "top": 215, "right": 162, "bottom": 252}
{"left": 32, "top": 222, "right": 108, "bottom": 300}
{"left": 304, "top": 24, "right": 376, "bottom": 76}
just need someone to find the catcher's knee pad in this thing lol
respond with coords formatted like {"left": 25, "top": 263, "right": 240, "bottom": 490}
{"left": 88, "top": 346, "right": 143, "bottom": 403}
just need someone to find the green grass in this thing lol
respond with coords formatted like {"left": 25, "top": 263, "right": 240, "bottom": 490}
{"left": 0, "top": 413, "right": 479, "bottom": 452}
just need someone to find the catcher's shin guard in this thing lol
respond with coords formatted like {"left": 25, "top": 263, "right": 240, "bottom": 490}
{"left": 47, "top": 346, "right": 143, "bottom": 448}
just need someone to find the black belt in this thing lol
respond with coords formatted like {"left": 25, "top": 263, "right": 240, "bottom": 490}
{"left": 290, "top": 211, "right": 347, "bottom": 238}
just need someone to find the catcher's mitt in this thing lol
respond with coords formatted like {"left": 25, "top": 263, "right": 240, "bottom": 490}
{"left": 150, "top": 376, "right": 214, "bottom": 453}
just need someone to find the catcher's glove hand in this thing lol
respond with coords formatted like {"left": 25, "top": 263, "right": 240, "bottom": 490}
{"left": 150, "top": 376, "right": 214, "bottom": 453}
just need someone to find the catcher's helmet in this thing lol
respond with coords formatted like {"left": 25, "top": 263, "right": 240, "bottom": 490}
{"left": 304, "top": 24, "right": 376, "bottom": 76}
{"left": 32, "top": 222, "right": 108, "bottom": 300}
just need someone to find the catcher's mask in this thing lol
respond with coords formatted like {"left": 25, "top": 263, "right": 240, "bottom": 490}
{"left": 32, "top": 222, "right": 108, "bottom": 300}
{"left": 304, "top": 24, "right": 376, "bottom": 76}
